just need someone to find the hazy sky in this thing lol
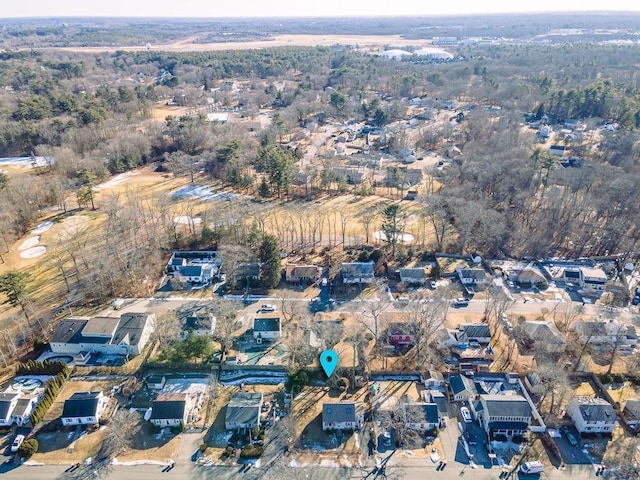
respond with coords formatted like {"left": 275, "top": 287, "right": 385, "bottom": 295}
{"left": 2, "top": 1, "right": 638, "bottom": 18}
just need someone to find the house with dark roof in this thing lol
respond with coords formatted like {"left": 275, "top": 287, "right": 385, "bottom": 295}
{"left": 150, "top": 393, "right": 193, "bottom": 427}
{"left": 449, "top": 374, "right": 477, "bottom": 401}
{"left": 181, "top": 312, "right": 216, "bottom": 340}
{"left": 421, "top": 390, "right": 448, "bottom": 419}
{"left": 456, "top": 267, "right": 488, "bottom": 287}
{"left": 399, "top": 267, "right": 428, "bottom": 285}
{"left": 402, "top": 403, "right": 439, "bottom": 431}
{"left": 341, "top": 262, "right": 375, "bottom": 284}
{"left": 322, "top": 402, "right": 364, "bottom": 431}
{"left": 146, "top": 375, "right": 167, "bottom": 391}
{"left": 478, "top": 394, "right": 532, "bottom": 439}
{"left": 49, "top": 312, "right": 155, "bottom": 357}
{"left": 623, "top": 398, "right": 640, "bottom": 430}
{"left": 225, "top": 392, "right": 263, "bottom": 431}
{"left": 567, "top": 397, "right": 616, "bottom": 434}
{"left": 253, "top": 316, "right": 282, "bottom": 342}
{"left": 514, "top": 268, "right": 547, "bottom": 288}
{"left": 456, "top": 323, "right": 492, "bottom": 345}
{"left": 285, "top": 264, "right": 321, "bottom": 284}
{"left": 61, "top": 391, "right": 108, "bottom": 426}
{"left": 10, "top": 395, "right": 38, "bottom": 426}
{"left": 0, "top": 393, "right": 19, "bottom": 427}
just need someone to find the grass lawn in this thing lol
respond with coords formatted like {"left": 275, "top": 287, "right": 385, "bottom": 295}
{"left": 32, "top": 427, "right": 105, "bottom": 464}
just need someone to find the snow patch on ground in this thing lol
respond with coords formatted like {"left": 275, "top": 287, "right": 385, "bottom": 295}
{"left": 112, "top": 458, "right": 167, "bottom": 466}
{"left": 373, "top": 231, "right": 415, "bottom": 243}
{"left": 171, "top": 185, "right": 246, "bottom": 202}
{"left": 96, "top": 172, "right": 139, "bottom": 190}
{"left": 18, "top": 236, "right": 40, "bottom": 250}
{"left": 20, "top": 246, "right": 47, "bottom": 258}
{"left": 173, "top": 216, "right": 203, "bottom": 225}
{"left": 0, "top": 156, "right": 53, "bottom": 168}
{"left": 32, "top": 221, "right": 54, "bottom": 234}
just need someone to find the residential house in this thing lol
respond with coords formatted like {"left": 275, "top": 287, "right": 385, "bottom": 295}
{"left": 623, "top": 398, "right": 640, "bottom": 430}
{"left": 456, "top": 323, "right": 492, "bottom": 345}
{"left": 285, "top": 264, "right": 321, "bottom": 284}
{"left": 386, "top": 322, "right": 415, "bottom": 346}
{"left": 524, "top": 372, "right": 545, "bottom": 395}
{"left": 549, "top": 144, "right": 568, "bottom": 157}
{"left": 456, "top": 267, "right": 488, "bottom": 287}
{"left": 423, "top": 370, "right": 445, "bottom": 390}
{"left": 580, "top": 267, "right": 607, "bottom": 293}
{"left": 567, "top": 397, "right": 616, "bottom": 434}
{"left": 49, "top": 312, "right": 155, "bottom": 357}
{"left": 421, "top": 390, "right": 448, "bottom": 419}
{"left": 341, "top": 262, "right": 375, "bottom": 284}
{"left": 61, "top": 391, "right": 109, "bottom": 426}
{"left": 478, "top": 394, "right": 533, "bottom": 439}
{"left": 515, "top": 269, "right": 547, "bottom": 288}
{"left": 225, "top": 392, "right": 263, "bottom": 431}
{"left": 10, "top": 395, "right": 38, "bottom": 427}
{"left": 399, "top": 267, "right": 427, "bottom": 285}
{"left": 253, "top": 316, "right": 282, "bottom": 343}
{"left": 386, "top": 167, "right": 423, "bottom": 188}
{"left": 449, "top": 374, "right": 477, "bottom": 402}
{"left": 182, "top": 313, "right": 216, "bottom": 340}
{"left": 402, "top": 403, "right": 439, "bottom": 431}
{"left": 234, "top": 263, "right": 260, "bottom": 287}
{"left": 150, "top": 393, "right": 193, "bottom": 427}
{"left": 146, "top": 375, "right": 167, "bottom": 391}
{"left": 165, "top": 251, "right": 221, "bottom": 284}
{"left": 573, "top": 320, "right": 637, "bottom": 348}
{"left": 322, "top": 402, "right": 364, "bottom": 431}
{"left": 0, "top": 393, "right": 19, "bottom": 427}
{"left": 521, "top": 320, "right": 567, "bottom": 353}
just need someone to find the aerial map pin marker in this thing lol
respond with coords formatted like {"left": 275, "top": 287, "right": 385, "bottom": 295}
{"left": 320, "top": 349, "right": 339, "bottom": 377}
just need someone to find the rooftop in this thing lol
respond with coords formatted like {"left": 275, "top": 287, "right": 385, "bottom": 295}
{"left": 322, "top": 402, "right": 363, "bottom": 424}
{"left": 482, "top": 394, "right": 532, "bottom": 418}
{"left": 62, "top": 391, "right": 103, "bottom": 419}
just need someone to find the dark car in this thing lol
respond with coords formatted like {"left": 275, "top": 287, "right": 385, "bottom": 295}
{"left": 561, "top": 426, "right": 579, "bottom": 446}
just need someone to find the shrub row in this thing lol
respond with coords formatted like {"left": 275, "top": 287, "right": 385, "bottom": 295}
{"left": 16, "top": 359, "right": 70, "bottom": 377}
{"left": 29, "top": 368, "right": 70, "bottom": 425}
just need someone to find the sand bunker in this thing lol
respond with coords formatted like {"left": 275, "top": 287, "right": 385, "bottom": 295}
{"left": 20, "top": 246, "right": 47, "bottom": 258}
{"left": 173, "top": 216, "right": 203, "bottom": 225}
{"left": 373, "top": 231, "right": 415, "bottom": 243}
{"left": 32, "top": 221, "right": 54, "bottom": 234}
{"left": 18, "top": 236, "right": 41, "bottom": 251}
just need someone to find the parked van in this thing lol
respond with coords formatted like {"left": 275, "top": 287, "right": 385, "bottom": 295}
{"left": 520, "top": 461, "right": 544, "bottom": 474}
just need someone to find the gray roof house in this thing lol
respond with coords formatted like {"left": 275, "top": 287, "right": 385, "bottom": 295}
{"left": 322, "top": 402, "right": 365, "bottom": 431}
{"left": 567, "top": 397, "right": 616, "bottom": 434}
{"left": 182, "top": 313, "right": 216, "bottom": 340}
{"left": 456, "top": 323, "right": 492, "bottom": 345}
{"left": 522, "top": 320, "right": 566, "bottom": 353}
{"left": 623, "top": 398, "right": 640, "bottom": 430}
{"left": 150, "top": 392, "right": 192, "bottom": 427}
{"left": 253, "top": 316, "right": 282, "bottom": 341}
{"left": 421, "top": 390, "right": 448, "bottom": 418}
{"left": 10, "top": 395, "right": 37, "bottom": 427}
{"left": 402, "top": 403, "right": 440, "bottom": 431}
{"left": 61, "top": 391, "right": 108, "bottom": 426}
{"left": 399, "top": 267, "right": 427, "bottom": 285}
{"left": 479, "top": 394, "right": 532, "bottom": 439}
{"left": 449, "top": 374, "right": 477, "bottom": 401}
{"left": 225, "top": 392, "right": 263, "bottom": 431}
{"left": 342, "top": 262, "right": 375, "bottom": 284}
{"left": 456, "top": 267, "right": 488, "bottom": 286}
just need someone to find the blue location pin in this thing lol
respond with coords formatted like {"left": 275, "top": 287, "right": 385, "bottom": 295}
{"left": 320, "top": 349, "right": 339, "bottom": 377}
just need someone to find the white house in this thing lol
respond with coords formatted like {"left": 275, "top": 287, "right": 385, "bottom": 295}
{"left": 449, "top": 374, "right": 477, "bottom": 402}
{"left": 253, "top": 316, "right": 282, "bottom": 342}
{"left": 0, "top": 393, "right": 19, "bottom": 426}
{"left": 402, "top": 403, "right": 439, "bottom": 431}
{"left": 165, "top": 251, "right": 221, "bottom": 284}
{"left": 399, "top": 268, "right": 427, "bottom": 285}
{"left": 225, "top": 392, "right": 263, "bottom": 431}
{"left": 61, "top": 391, "right": 109, "bottom": 426}
{"left": 10, "top": 395, "right": 38, "bottom": 426}
{"left": 342, "top": 262, "right": 375, "bottom": 284}
{"left": 322, "top": 402, "right": 365, "bottom": 431}
{"left": 456, "top": 267, "right": 488, "bottom": 286}
{"left": 580, "top": 267, "right": 607, "bottom": 293}
{"left": 49, "top": 312, "right": 155, "bottom": 357}
{"left": 567, "top": 397, "right": 616, "bottom": 434}
{"left": 150, "top": 393, "right": 192, "bottom": 427}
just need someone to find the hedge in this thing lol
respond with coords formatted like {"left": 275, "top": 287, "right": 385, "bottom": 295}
{"left": 28, "top": 365, "right": 71, "bottom": 425}
{"left": 17, "top": 438, "right": 38, "bottom": 457}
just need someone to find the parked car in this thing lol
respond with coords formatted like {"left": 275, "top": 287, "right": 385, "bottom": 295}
{"left": 11, "top": 434, "right": 25, "bottom": 452}
{"left": 561, "top": 426, "right": 579, "bottom": 446}
{"left": 460, "top": 407, "right": 472, "bottom": 423}
{"left": 259, "top": 304, "right": 276, "bottom": 313}
{"left": 430, "top": 281, "right": 437, "bottom": 289}
{"left": 520, "top": 460, "right": 544, "bottom": 474}
{"left": 453, "top": 298, "right": 469, "bottom": 308}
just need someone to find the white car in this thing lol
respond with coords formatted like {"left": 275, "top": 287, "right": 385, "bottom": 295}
{"left": 460, "top": 407, "right": 472, "bottom": 423}
{"left": 430, "top": 281, "right": 437, "bottom": 289}
{"left": 11, "top": 434, "right": 25, "bottom": 452}
{"left": 259, "top": 304, "right": 276, "bottom": 313}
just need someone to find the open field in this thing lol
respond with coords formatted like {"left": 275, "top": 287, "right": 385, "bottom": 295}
{"left": 48, "top": 34, "right": 439, "bottom": 54}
